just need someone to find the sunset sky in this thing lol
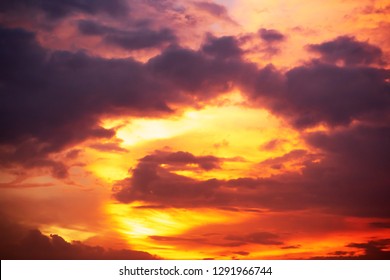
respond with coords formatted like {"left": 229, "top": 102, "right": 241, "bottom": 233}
{"left": 1, "top": 0, "right": 390, "bottom": 260}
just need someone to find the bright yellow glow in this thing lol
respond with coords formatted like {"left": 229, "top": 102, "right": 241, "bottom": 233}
{"left": 90, "top": 92, "right": 311, "bottom": 182}
{"left": 106, "top": 202, "right": 250, "bottom": 259}
{"left": 86, "top": 153, "right": 130, "bottom": 182}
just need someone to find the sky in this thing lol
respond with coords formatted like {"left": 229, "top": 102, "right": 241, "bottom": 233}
{"left": 0, "top": 0, "right": 390, "bottom": 260}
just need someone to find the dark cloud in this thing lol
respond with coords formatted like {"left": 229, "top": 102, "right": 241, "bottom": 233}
{"left": 0, "top": 26, "right": 178, "bottom": 172}
{"left": 301, "top": 124, "right": 390, "bottom": 218}
{"left": 0, "top": 229, "right": 158, "bottom": 260}
{"left": 194, "top": 1, "right": 227, "bottom": 17}
{"left": 307, "top": 36, "right": 385, "bottom": 66}
{"left": 251, "top": 64, "right": 285, "bottom": 97}
{"left": 233, "top": 251, "right": 250, "bottom": 256}
{"left": 314, "top": 239, "right": 390, "bottom": 259}
{"left": 202, "top": 35, "right": 243, "bottom": 59}
{"left": 249, "top": 36, "right": 390, "bottom": 129}
{"left": 330, "top": 250, "right": 353, "bottom": 256}
{"left": 193, "top": 1, "right": 236, "bottom": 24}
{"left": 0, "top": 0, "right": 129, "bottom": 20}
{"left": 147, "top": 44, "right": 255, "bottom": 96}
{"left": 141, "top": 150, "right": 221, "bottom": 170}
{"left": 65, "top": 149, "right": 82, "bottom": 159}
{"left": 105, "top": 28, "right": 176, "bottom": 50}
{"left": 258, "top": 28, "right": 286, "bottom": 43}
{"left": 78, "top": 20, "right": 177, "bottom": 50}
{"left": 281, "top": 245, "right": 301, "bottom": 250}
{"left": 149, "top": 235, "right": 206, "bottom": 243}
{"left": 256, "top": 62, "right": 390, "bottom": 128}
{"left": 77, "top": 20, "right": 113, "bottom": 35}
{"left": 114, "top": 150, "right": 221, "bottom": 205}
{"left": 305, "top": 125, "right": 390, "bottom": 173}
{"left": 225, "top": 232, "right": 283, "bottom": 245}
{"left": 369, "top": 222, "right": 390, "bottom": 229}
{"left": 345, "top": 239, "right": 390, "bottom": 259}
{"left": 114, "top": 153, "right": 302, "bottom": 208}
{"left": 113, "top": 149, "right": 311, "bottom": 209}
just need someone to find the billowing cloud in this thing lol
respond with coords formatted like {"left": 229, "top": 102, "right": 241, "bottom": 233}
{"left": 114, "top": 150, "right": 222, "bottom": 205}
{"left": 313, "top": 239, "right": 390, "bottom": 259}
{"left": 0, "top": 229, "right": 158, "bottom": 259}
{"left": 147, "top": 42, "right": 254, "bottom": 96}
{"left": 201, "top": 34, "right": 243, "bottom": 59}
{"left": 113, "top": 149, "right": 311, "bottom": 210}
{"left": 78, "top": 20, "right": 177, "bottom": 50}
{"left": 0, "top": 26, "right": 176, "bottom": 173}
{"left": 255, "top": 62, "right": 390, "bottom": 128}
{"left": 0, "top": 0, "right": 129, "bottom": 20}
{"left": 307, "top": 36, "right": 385, "bottom": 66}
{"left": 193, "top": 1, "right": 237, "bottom": 25}
{"left": 258, "top": 28, "right": 286, "bottom": 43}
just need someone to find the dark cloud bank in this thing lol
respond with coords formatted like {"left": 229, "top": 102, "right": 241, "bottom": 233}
{"left": 0, "top": 0, "right": 129, "bottom": 19}
{"left": 0, "top": 219, "right": 158, "bottom": 260}
{"left": 313, "top": 238, "right": 390, "bottom": 260}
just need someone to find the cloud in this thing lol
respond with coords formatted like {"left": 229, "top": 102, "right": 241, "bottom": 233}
{"left": 114, "top": 149, "right": 306, "bottom": 210}
{"left": 147, "top": 44, "right": 254, "bottom": 96}
{"left": 0, "top": 26, "right": 178, "bottom": 171}
{"left": 149, "top": 235, "right": 206, "bottom": 243}
{"left": 258, "top": 28, "right": 286, "bottom": 43}
{"left": 307, "top": 36, "right": 385, "bottom": 66}
{"left": 193, "top": 1, "right": 237, "bottom": 25}
{"left": 0, "top": 229, "right": 158, "bottom": 260}
{"left": 78, "top": 20, "right": 177, "bottom": 50}
{"left": 313, "top": 239, "right": 390, "bottom": 259}
{"left": 281, "top": 245, "right": 301, "bottom": 250}
{"left": 225, "top": 232, "right": 283, "bottom": 245}
{"left": 256, "top": 62, "right": 390, "bottom": 128}
{"left": 233, "top": 251, "right": 250, "bottom": 256}
{"left": 114, "top": 150, "right": 222, "bottom": 205}
{"left": 201, "top": 34, "right": 243, "bottom": 59}
{"left": 0, "top": 0, "right": 129, "bottom": 20}
{"left": 301, "top": 124, "right": 390, "bottom": 218}
{"left": 141, "top": 150, "right": 222, "bottom": 170}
